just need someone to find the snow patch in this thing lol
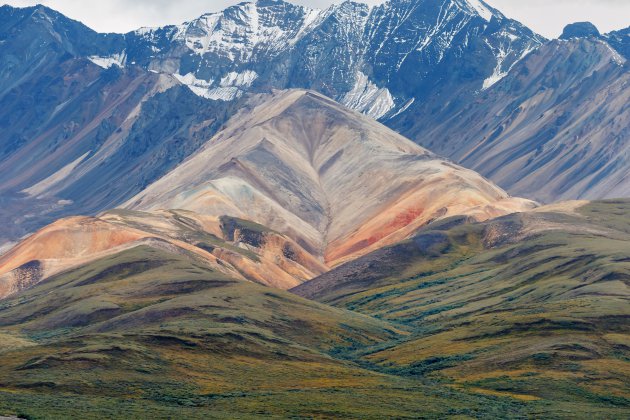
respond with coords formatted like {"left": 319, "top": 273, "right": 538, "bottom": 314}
{"left": 177, "top": 2, "right": 296, "bottom": 60}
{"left": 135, "top": 27, "right": 156, "bottom": 37}
{"left": 482, "top": 43, "right": 534, "bottom": 90}
{"left": 463, "top": 0, "right": 493, "bottom": 22}
{"left": 88, "top": 52, "right": 126, "bottom": 69}
{"left": 172, "top": 2, "right": 323, "bottom": 62}
{"left": 482, "top": 68, "right": 506, "bottom": 90}
{"left": 174, "top": 73, "right": 243, "bottom": 101}
{"left": 220, "top": 70, "right": 258, "bottom": 88}
{"left": 174, "top": 72, "right": 213, "bottom": 87}
{"left": 292, "top": 8, "right": 324, "bottom": 44}
{"left": 598, "top": 40, "right": 626, "bottom": 66}
{"left": 389, "top": 98, "right": 415, "bottom": 119}
{"left": 203, "top": 87, "right": 242, "bottom": 101}
{"left": 341, "top": 72, "right": 395, "bottom": 120}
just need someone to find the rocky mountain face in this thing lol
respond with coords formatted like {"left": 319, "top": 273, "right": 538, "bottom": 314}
{"left": 115, "top": 3, "right": 627, "bottom": 204}
{"left": 0, "top": 0, "right": 542, "bottom": 246}
{"left": 0, "top": 5, "right": 123, "bottom": 96}
{"left": 604, "top": 26, "right": 630, "bottom": 66}
{"left": 0, "top": 63, "right": 239, "bottom": 244}
{"left": 118, "top": 0, "right": 543, "bottom": 117}
{"left": 395, "top": 35, "right": 630, "bottom": 202}
{"left": 560, "top": 22, "right": 600, "bottom": 40}
{"left": 0, "top": 7, "right": 241, "bottom": 244}
{"left": 125, "top": 90, "right": 534, "bottom": 266}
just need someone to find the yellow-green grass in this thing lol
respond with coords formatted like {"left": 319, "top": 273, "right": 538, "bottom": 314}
{"left": 0, "top": 245, "right": 555, "bottom": 419}
{"left": 0, "top": 244, "right": 600, "bottom": 419}
{"left": 293, "top": 200, "right": 630, "bottom": 413}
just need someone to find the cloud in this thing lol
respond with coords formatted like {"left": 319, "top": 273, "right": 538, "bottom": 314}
{"left": 2, "top": 0, "right": 629, "bottom": 37}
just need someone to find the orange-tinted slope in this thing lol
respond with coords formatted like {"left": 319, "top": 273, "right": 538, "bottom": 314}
{"left": 0, "top": 209, "right": 327, "bottom": 299}
{"left": 126, "top": 90, "right": 536, "bottom": 266}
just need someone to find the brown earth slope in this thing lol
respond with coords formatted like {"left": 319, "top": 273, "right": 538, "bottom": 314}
{"left": 126, "top": 89, "right": 535, "bottom": 267}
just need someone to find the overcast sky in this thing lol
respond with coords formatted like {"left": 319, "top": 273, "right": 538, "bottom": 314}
{"left": 3, "top": 0, "right": 629, "bottom": 38}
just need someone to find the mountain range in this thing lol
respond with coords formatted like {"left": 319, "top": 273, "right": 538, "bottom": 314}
{"left": 0, "top": 0, "right": 628, "bottom": 247}
{"left": 0, "top": 0, "right": 628, "bottom": 418}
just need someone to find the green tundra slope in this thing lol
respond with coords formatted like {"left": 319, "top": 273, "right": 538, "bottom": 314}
{"left": 293, "top": 200, "right": 630, "bottom": 416}
{"left": 0, "top": 244, "right": 541, "bottom": 419}
{"left": 0, "top": 201, "right": 628, "bottom": 418}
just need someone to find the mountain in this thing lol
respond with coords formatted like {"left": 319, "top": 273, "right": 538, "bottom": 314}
{"left": 560, "top": 22, "right": 600, "bottom": 40}
{"left": 0, "top": 65, "right": 239, "bottom": 245}
{"left": 605, "top": 26, "right": 630, "bottom": 60}
{"left": 0, "top": 5, "right": 238, "bottom": 247}
{"left": 119, "top": 0, "right": 628, "bottom": 205}
{"left": 293, "top": 199, "right": 630, "bottom": 411}
{"left": 0, "top": 53, "right": 242, "bottom": 246}
{"left": 0, "top": 3, "right": 628, "bottom": 417}
{"left": 392, "top": 31, "right": 630, "bottom": 202}
{"left": 0, "top": 4, "right": 123, "bottom": 96}
{"left": 0, "top": 89, "right": 534, "bottom": 299}
{"left": 0, "top": 207, "right": 328, "bottom": 299}
{"left": 1, "top": 2, "right": 627, "bottom": 247}
{"left": 124, "top": 90, "right": 535, "bottom": 266}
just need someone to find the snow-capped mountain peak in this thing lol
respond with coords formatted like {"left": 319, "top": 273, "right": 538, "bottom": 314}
{"left": 164, "top": 0, "right": 322, "bottom": 60}
{"left": 111, "top": 0, "right": 543, "bottom": 119}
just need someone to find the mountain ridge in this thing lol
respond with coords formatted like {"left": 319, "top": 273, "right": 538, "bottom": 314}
{"left": 393, "top": 35, "right": 629, "bottom": 202}
{"left": 124, "top": 89, "right": 535, "bottom": 266}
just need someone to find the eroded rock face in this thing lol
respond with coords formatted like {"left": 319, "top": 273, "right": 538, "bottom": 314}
{"left": 1, "top": 88, "right": 534, "bottom": 299}
{"left": 605, "top": 26, "right": 630, "bottom": 60}
{"left": 0, "top": 0, "right": 542, "bottom": 225}
{"left": 1, "top": 1, "right": 626, "bottom": 249}
{"left": 0, "top": 208, "right": 330, "bottom": 299}
{"left": 11, "top": 260, "right": 43, "bottom": 292}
